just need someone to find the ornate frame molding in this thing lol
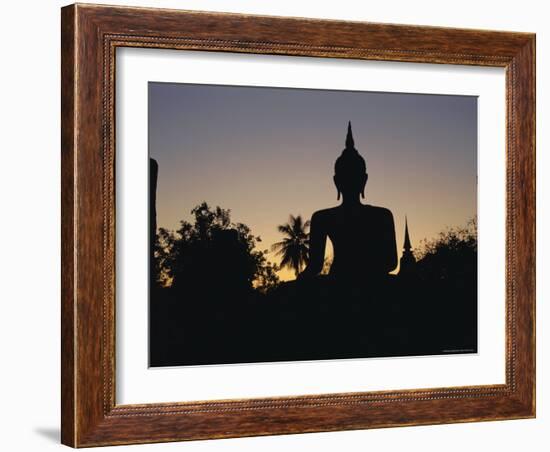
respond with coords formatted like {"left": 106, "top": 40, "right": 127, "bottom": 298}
{"left": 62, "top": 4, "right": 535, "bottom": 447}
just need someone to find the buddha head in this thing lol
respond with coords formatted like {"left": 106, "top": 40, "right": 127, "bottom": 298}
{"left": 334, "top": 122, "right": 368, "bottom": 200}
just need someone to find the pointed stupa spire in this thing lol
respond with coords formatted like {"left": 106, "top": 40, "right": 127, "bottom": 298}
{"left": 345, "top": 121, "right": 355, "bottom": 149}
{"left": 399, "top": 216, "right": 416, "bottom": 276}
{"left": 403, "top": 216, "right": 412, "bottom": 251}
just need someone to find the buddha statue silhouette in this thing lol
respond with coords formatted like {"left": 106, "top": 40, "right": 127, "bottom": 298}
{"left": 300, "top": 122, "right": 397, "bottom": 282}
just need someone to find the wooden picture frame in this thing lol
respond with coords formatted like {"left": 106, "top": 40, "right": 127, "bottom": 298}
{"left": 61, "top": 3, "right": 535, "bottom": 447}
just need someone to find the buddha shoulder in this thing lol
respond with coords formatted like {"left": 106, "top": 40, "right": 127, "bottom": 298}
{"left": 363, "top": 205, "right": 394, "bottom": 222}
{"left": 365, "top": 204, "right": 393, "bottom": 215}
{"left": 310, "top": 207, "right": 339, "bottom": 224}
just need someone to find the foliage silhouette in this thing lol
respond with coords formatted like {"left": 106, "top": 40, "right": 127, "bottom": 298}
{"left": 415, "top": 217, "right": 477, "bottom": 282}
{"left": 272, "top": 215, "right": 310, "bottom": 277}
{"left": 154, "top": 202, "right": 279, "bottom": 294}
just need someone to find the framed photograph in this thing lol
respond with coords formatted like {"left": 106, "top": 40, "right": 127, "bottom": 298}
{"left": 61, "top": 3, "right": 535, "bottom": 447}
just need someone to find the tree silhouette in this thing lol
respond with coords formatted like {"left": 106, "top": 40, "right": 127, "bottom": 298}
{"left": 272, "top": 215, "right": 311, "bottom": 277}
{"left": 154, "top": 202, "right": 280, "bottom": 294}
{"left": 415, "top": 217, "right": 477, "bottom": 282}
{"left": 253, "top": 256, "right": 280, "bottom": 294}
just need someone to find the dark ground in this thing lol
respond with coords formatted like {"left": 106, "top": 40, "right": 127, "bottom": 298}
{"left": 149, "top": 274, "right": 477, "bottom": 367}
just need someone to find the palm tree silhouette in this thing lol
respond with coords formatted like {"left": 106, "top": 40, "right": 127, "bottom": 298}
{"left": 272, "top": 215, "right": 311, "bottom": 277}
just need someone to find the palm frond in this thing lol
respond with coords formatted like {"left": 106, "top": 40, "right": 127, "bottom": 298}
{"left": 272, "top": 214, "right": 311, "bottom": 277}
{"left": 277, "top": 224, "right": 293, "bottom": 236}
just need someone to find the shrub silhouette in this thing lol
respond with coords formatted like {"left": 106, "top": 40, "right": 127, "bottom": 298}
{"left": 154, "top": 202, "right": 279, "bottom": 296}
{"left": 415, "top": 217, "right": 477, "bottom": 283}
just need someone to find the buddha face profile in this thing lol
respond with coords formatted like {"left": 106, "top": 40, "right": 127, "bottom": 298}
{"left": 334, "top": 122, "right": 368, "bottom": 202}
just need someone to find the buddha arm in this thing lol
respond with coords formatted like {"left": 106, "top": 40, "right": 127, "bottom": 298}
{"left": 299, "top": 211, "right": 326, "bottom": 278}
{"left": 382, "top": 210, "right": 398, "bottom": 273}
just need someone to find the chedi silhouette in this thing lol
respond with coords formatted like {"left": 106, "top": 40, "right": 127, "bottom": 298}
{"left": 300, "top": 122, "right": 398, "bottom": 281}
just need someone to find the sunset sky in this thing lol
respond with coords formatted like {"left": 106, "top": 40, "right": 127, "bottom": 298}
{"left": 149, "top": 82, "right": 477, "bottom": 281}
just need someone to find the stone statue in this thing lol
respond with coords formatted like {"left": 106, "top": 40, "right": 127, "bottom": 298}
{"left": 300, "top": 122, "right": 397, "bottom": 282}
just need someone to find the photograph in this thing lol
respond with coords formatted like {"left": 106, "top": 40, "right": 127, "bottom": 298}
{"left": 47, "top": 1, "right": 537, "bottom": 448}
{"left": 148, "top": 82, "right": 479, "bottom": 367}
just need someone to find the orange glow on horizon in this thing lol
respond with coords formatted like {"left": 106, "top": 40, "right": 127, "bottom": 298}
{"left": 150, "top": 83, "right": 477, "bottom": 285}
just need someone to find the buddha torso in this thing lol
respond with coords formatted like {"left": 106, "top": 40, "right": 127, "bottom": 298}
{"left": 310, "top": 204, "right": 397, "bottom": 279}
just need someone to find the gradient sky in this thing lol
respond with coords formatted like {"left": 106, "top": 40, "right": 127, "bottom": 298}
{"left": 149, "top": 82, "right": 477, "bottom": 280}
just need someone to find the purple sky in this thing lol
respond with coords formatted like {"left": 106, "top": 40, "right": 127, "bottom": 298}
{"left": 149, "top": 82, "right": 477, "bottom": 279}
